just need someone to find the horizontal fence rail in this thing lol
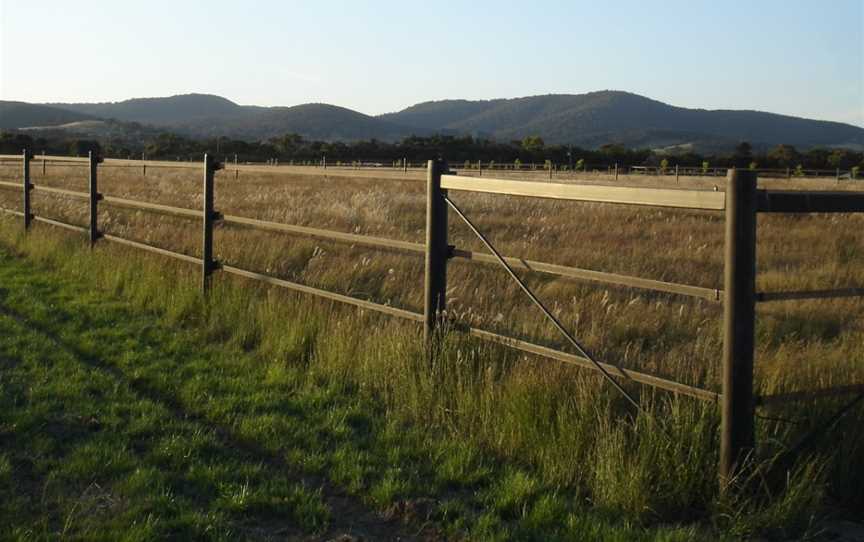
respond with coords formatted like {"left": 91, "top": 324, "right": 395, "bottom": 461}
{"left": 102, "top": 195, "right": 201, "bottom": 219}
{"left": 465, "top": 326, "right": 721, "bottom": 401}
{"left": 221, "top": 264, "right": 425, "bottom": 322}
{"left": 757, "top": 190, "right": 864, "bottom": 213}
{"left": 101, "top": 234, "right": 201, "bottom": 265}
{"left": 757, "top": 288, "right": 864, "bottom": 302}
{"left": 756, "top": 384, "right": 864, "bottom": 406}
{"left": 222, "top": 214, "right": 425, "bottom": 254}
{"left": 450, "top": 247, "right": 722, "bottom": 301}
{"left": 440, "top": 175, "right": 728, "bottom": 210}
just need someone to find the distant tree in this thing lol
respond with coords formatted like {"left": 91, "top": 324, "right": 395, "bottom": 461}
{"left": 734, "top": 141, "right": 752, "bottom": 157}
{"left": 659, "top": 158, "right": 669, "bottom": 174}
{"left": 827, "top": 149, "right": 855, "bottom": 169}
{"left": 794, "top": 164, "right": 805, "bottom": 177}
{"left": 69, "top": 139, "right": 101, "bottom": 157}
{"left": 702, "top": 161, "right": 710, "bottom": 175}
{"left": 521, "top": 135, "right": 545, "bottom": 153}
{"left": 767, "top": 144, "right": 800, "bottom": 168}
{"left": 0, "top": 132, "right": 34, "bottom": 154}
{"left": 733, "top": 141, "right": 752, "bottom": 168}
{"left": 749, "top": 161, "right": 758, "bottom": 170}
{"left": 575, "top": 158, "right": 585, "bottom": 171}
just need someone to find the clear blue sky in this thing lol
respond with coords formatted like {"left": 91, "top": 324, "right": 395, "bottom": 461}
{"left": 1, "top": 0, "right": 862, "bottom": 125}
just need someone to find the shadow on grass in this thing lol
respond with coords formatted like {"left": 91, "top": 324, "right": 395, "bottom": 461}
{"left": 0, "top": 299, "right": 427, "bottom": 541}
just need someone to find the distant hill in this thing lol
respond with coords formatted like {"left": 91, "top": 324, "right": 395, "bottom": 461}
{"left": 3, "top": 91, "right": 862, "bottom": 150}
{"left": 48, "top": 94, "right": 245, "bottom": 126}
{"left": 178, "top": 103, "right": 416, "bottom": 141}
{"left": 0, "top": 102, "right": 96, "bottom": 129}
{"left": 380, "top": 91, "right": 864, "bottom": 151}
{"left": 29, "top": 94, "right": 418, "bottom": 142}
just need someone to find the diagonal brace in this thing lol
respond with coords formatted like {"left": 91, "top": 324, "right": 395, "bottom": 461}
{"left": 443, "top": 194, "right": 642, "bottom": 411}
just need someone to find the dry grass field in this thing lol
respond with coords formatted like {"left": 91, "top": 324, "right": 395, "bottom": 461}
{"left": 0, "top": 159, "right": 862, "bottom": 538}
{"left": 2, "top": 161, "right": 861, "bottom": 392}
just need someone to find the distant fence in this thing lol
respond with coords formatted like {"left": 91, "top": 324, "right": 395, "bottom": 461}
{"left": 1, "top": 151, "right": 863, "bottom": 486}
{"left": 7, "top": 154, "right": 856, "bottom": 182}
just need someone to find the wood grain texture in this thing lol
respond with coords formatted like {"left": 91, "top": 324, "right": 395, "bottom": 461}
{"left": 441, "top": 175, "right": 727, "bottom": 210}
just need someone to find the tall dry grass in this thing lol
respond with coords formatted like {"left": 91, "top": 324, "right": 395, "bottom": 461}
{"left": 0, "top": 160, "right": 862, "bottom": 534}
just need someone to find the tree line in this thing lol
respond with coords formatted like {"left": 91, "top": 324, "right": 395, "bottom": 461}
{"left": 1, "top": 131, "right": 862, "bottom": 171}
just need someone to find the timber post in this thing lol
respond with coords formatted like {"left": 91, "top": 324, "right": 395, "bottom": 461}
{"left": 88, "top": 151, "right": 102, "bottom": 245}
{"left": 22, "top": 149, "right": 32, "bottom": 230}
{"left": 424, "top": 159, "right": 449, "bottom": 341}
{"left": 202, "top": 153, "right": 222, "bottom": 293}
{"left": 720, "top": 168, "right": 758, "bottom": 488}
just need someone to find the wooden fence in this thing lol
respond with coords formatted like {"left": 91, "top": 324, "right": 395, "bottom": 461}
{"left": 1, "top": 151, "right": 863, "bottom": 486}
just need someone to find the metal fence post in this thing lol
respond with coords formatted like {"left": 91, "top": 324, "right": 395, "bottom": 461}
{"left": 720, "top": 168, "right": 758, "bottom": 487}
{"left": 202, "top": 153, "right": 221, "bottom": 293}
{"left": 424, "top": 159, "right": 448, "bottom": 341}
{"left": 22, "top": 149, "right": 32, "bottom": 230}
{"left": 88, "top": 151, "right": 102, "bottom": 245}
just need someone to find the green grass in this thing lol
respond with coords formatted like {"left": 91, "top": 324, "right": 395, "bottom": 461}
{"left": 0, "top": 218, "right": 861, "bottom": 540}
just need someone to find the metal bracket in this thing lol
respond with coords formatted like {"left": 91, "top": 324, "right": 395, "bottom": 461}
{"left": 212, "top": 161, "right": 225, "bottom": 172}
{"left": 446, "top": 244, "right": 456, "bottom": 259}
{"left": 95, "top": 193, "right": 104, "bottom": 201}
{"left": 212, "top": 211, "right": 224, "bottom": 221}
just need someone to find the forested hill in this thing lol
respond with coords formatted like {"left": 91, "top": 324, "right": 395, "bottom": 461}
{"left": 379, "top": 91, "right": 864, "bottom": 150}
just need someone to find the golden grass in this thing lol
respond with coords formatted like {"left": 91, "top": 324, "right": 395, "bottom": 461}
{"left": 0, "top": 161, "right": 861, "bottom": 397}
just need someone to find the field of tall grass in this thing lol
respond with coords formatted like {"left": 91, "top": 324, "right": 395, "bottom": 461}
{"left": 0, "top": 160, "right": 862, "bottom": 538}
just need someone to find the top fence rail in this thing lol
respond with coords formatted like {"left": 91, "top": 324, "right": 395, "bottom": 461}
{"left": 440, "top": 174, "right": 728, "bottom": 210}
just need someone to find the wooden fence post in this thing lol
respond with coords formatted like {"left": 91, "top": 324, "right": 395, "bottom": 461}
{"left": 424, "top": 159, "right": 448, "bottom": 341}
{"left": 675, "top": 164, "right": 680, "bottom": 185}
{"left": 614, "top": 163, "right": 619, "bottom": 181}
{"left": 202, "top": 154, "right": 221, "bottom": 292}
{"left": 88, "top": 151, "right": 101, "bottom": 245}
{"left": 720, "top": 168, "right": 758, "bottom": 488}
{"left": 41, "top": 150, "right": 46, "bottom": 175}
{"left": 22, "top": 149, "right": 32, "bottom": 230}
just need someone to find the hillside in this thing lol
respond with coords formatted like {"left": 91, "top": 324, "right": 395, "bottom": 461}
{"left": 3, "top": 91, "right": 862, "bottom": 149}
{"left": 180, "top": 103, "right": 417, "bottom": 141}
{"left": 48, "top": 93, "right": 245, "bottom": 126}
{"left": 0, "top": 102, "right": 96, "bottom": 129}
{"left": 380, "top": 91, "right": 864, "bottom": 150}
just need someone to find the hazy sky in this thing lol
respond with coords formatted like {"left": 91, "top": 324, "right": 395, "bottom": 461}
{"left": 1, "top": 0, "right": 862, "bottom": 125}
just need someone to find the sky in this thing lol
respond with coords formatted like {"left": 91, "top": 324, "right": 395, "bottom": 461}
{"left": 1, "top": 0, "right": 862, "bottom": 126}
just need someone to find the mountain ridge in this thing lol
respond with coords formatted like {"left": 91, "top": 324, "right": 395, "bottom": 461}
{"left": 3, "top": 91, "right": 862, "bottom": 151}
